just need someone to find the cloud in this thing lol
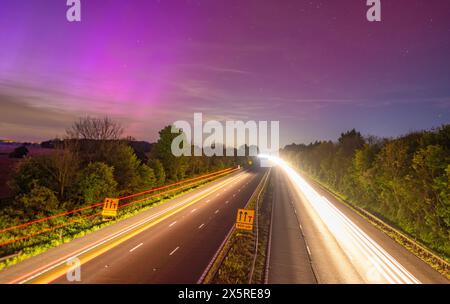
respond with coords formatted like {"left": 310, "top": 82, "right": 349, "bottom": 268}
{"left": 185, "top": 41, "right": 279, "bottom": 54}
{"left": 177, "top": 63, "right": 251, "bottom": 75}
{"left": 0, "top": 94, "right": 78, "bottom": 141}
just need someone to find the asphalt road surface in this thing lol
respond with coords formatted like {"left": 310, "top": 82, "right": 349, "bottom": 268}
{"left": 268, "top": 167, "right": 449, "bottom": 284}
{"left": 0, "top": 168, "right": 265, "bottom": 284}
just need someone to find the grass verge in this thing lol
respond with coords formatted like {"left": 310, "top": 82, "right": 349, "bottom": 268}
{"left": 203, "top": 169, "right": 272, "bottom": 284}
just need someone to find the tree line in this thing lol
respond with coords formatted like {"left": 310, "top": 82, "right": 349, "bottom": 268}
{"left": 283, "top": 125, "right": 450, "bottom": 257}
{"left": 2, "top": 117, "right": 253, "bottom": 223}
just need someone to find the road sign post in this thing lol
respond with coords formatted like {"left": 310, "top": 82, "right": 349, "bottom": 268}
{"left": 235, "top": 208, "right": 255, "bottom": 231}
{"left": 102, "top": 198, "right": 119, "bottom": 218}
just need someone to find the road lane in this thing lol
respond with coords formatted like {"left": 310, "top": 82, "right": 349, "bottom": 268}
{"left": 268, "top": 169, "right": 317, "bottom": 283}
{"left": 270, "top": 168, "right": 365, "bottom": 283}
{"left": 51, "top": 168, "right": 265, "bottom": 283}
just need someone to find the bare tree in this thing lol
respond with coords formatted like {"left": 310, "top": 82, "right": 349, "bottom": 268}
{"left": 37, "top": 141, "right": 79, "bottom": 202}
{"left": 66, "top": 116, "right": 124, "bottom": 140}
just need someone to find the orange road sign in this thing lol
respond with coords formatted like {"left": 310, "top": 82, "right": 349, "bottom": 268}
{"left": 102, "top": 198, "right": 119, "bottom": 217}
{"left": 235, "top": 208, "right": 255, "bottom": 231}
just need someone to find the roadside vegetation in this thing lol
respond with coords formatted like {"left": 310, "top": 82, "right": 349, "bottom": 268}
{"left": 0, "top": 117, "right": 254, "bottom": 268}
{"left": 205, "top": 170, "right": 272, "bottom": 284}
{"left": 0, "top": 171, "right": 231, "bottom": 270}
{"left": 282, "top": 124, "right": 450, "bottom": 260}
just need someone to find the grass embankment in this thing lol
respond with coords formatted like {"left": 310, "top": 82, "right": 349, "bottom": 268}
{"left": 301, "top": 170, "right": 450, "bottom": 280}
{"left": 204, "top": 169, "right": 272, "bottom": 284}
{"left": 0, "top": 169, "right": 234, "bottom": 270}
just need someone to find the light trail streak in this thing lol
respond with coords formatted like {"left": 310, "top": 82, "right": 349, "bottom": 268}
{"left": 8, "top": 171, "right": 248, "bottom": 284}
{"left": 0, "top": 168, "right": 238, "bottom": 247}
{"left": 258, "top": 154, "right": 420, "bottom": 284}
{"left": 0, "top": 167, "right": 235, "bottom": 234}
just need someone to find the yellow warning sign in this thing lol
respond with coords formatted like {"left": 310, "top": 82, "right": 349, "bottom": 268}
{"left": 235, "top": 208, "right": 255, "bottom": 231}
{"left": 102, "top": 198, "right": 119, "bottom": 217}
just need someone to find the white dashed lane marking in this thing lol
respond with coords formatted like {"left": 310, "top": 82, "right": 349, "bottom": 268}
{"left": 129, "top": 243, "right": 143, "bottom": 252}
{"left": 169, "top": 246, "right": 180, "bottom": 256}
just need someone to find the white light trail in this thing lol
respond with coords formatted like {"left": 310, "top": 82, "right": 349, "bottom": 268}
{"left": 258, "top": 154, "right": 420, "bottom": 284}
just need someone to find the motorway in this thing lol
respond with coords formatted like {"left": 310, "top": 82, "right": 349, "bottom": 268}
{"left": 267, "top": 166, "right": 449, "bottom": 284}
{"left": 2, "top": 160, "right": 448, "bottom": 284}
{"left": 0, "top": 168, "right": 265, "bottom": 284}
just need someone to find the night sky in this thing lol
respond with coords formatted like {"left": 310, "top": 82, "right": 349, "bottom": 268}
{"left": 0, "top": 0, "right": 449, "bottom": 145}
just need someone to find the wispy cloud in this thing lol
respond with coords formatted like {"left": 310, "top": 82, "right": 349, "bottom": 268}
{"left": 177, "top": 63, "right": 251, "bottom": 75}
{"left": 0, "top": 94, "right": 77, "bottom": 141}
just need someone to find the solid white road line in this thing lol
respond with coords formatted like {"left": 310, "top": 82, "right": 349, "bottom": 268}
{"left": 215, "top": 209, "right": 219, "bottom": 214}
{"left": 198, "top": 224, "right": 205, "bottom": 229}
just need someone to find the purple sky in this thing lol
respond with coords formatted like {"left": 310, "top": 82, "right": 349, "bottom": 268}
{"left": 0, "top": 0, "right": 449, "bottom": 145}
